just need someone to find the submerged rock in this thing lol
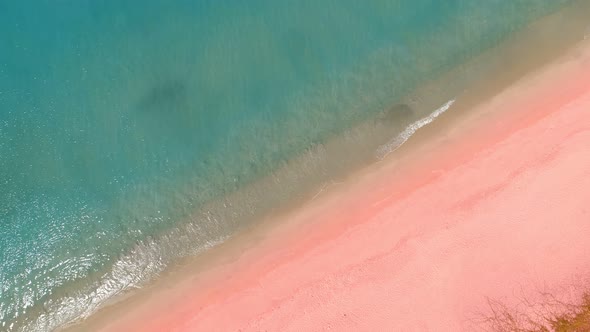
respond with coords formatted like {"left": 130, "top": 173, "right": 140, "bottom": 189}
{"left": 377, "top": 103, "right": 414, "bottom": 126}
{"left": 137, "top": 79, "right": 188, "bottom": 114}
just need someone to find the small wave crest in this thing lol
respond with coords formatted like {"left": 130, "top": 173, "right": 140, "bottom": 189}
{"left": 20, "top": 225, "right": 227, "bottom": 332}
{"left": 376, "top": 99, "right": 455, "bottom": 159}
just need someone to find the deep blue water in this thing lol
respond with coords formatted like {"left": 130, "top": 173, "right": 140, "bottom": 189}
{"left": 0, "top": 1, "right": 570, "bottom": 330}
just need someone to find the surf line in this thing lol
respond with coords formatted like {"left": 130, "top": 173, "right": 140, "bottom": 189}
{"left": 376, "top": 99, "right": 456, "bottom": 160}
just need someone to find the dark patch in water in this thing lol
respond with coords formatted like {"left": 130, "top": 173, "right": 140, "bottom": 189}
{"left": 137, "top": 79, "right": 188, "bottom": 113}
{"left": 377, "top": 103, "right": 414, "bottom": 125}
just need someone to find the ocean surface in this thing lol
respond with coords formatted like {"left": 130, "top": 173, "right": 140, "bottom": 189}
{"left": 0, "top": 1, "right": 572, "bottom": 330}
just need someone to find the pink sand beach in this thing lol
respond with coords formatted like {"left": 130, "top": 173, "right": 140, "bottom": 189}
{"left": 75, "top": 40, "right": 590, "bottom": 331}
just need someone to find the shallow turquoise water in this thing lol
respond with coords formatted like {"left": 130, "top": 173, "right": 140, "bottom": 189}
{"left": 0, "top": 1, "right": 570, "bottom": 330}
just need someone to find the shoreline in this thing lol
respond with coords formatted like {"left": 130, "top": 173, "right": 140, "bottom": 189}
{"left": 74, "top": 36, "right": 590, "bottom": 332}
{"left": 65, "top": 3, "right": 590, "bottom": 331}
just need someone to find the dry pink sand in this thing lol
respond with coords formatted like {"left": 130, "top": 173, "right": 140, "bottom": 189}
{"left": 92, "top": 43, "right": 590, "bottom": 332}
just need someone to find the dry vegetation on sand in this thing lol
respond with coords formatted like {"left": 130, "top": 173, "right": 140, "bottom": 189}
{"left": 483, "top": 291, "right": 590, "bottom": 332}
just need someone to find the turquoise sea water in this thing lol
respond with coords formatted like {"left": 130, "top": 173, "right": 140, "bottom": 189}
{"left": 0, "top": 1, "right": 571, "bottom": 330}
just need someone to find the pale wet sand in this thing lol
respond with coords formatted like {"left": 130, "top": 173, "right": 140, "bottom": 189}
{"left": 68, "top": 33, "right": 590, "bottom": 332}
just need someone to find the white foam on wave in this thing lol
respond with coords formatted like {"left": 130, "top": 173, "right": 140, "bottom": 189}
{"left": 22, "top": 226, "right": 228, "bottom": 332}
{"left": 376, "top": 99, "right": 455, "bottom": 159}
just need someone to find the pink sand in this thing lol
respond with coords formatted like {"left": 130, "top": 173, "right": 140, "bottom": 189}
{"left": 93, "top": 43, "right": 590, "bottom": 331}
